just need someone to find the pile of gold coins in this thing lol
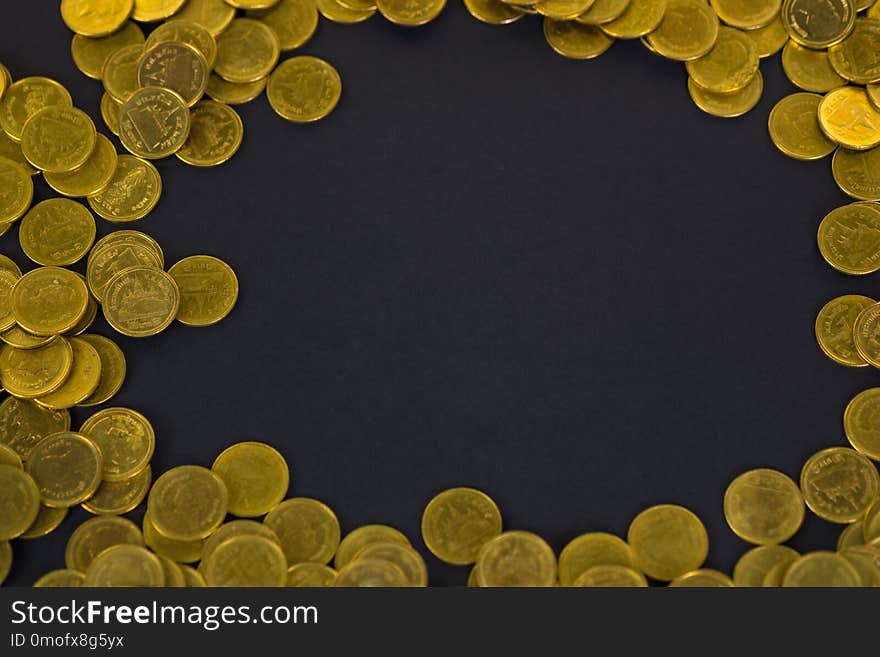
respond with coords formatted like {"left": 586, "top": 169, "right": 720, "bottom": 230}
{"left": 2, "top": 0, "right": 880, "bottom": 587}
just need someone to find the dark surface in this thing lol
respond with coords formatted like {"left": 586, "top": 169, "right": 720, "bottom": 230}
{"left": 0, "top": 5, "right": 871, "bottom": 587}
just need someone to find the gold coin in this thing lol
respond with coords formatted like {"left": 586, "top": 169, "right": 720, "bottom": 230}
{"left": 206, "top": 74, "right": 268, "bottom": 105}
{"left": 543, "top": 19, "right": 615, "bottom": 59}
{"left": 839, "top": 546, "right": 880, "bottom": 585}
{"left": 118, "top": 86, "right": 191, "bottom": 159}
{"left": 87, "top": 155, "right": 162, "bottom": 223}
{"left": 732, "top": 545, "right": 800, "bottom": 587}
{"left": 92, "top": 229, "right": 165, "bottom": 266}
{"left": 800, "top": 446, "right": 880, "bottom": 522}
{"left": 286, "top": 562, "right": 338, "bottom": 586}
{"left": 855, "top": 302, "right": 880, "bottom": 366}
{"left": 0, "top": 338, "right": 74, "bottom": 399}
{"left": 0, "top": 443, "right": 22, "bottom": 469}
{"left": 0, "top": 325, "right": 51, "bottom": 350}
{"left": 204, "top": 534, "right": 288, "bottom": 586}
{"left": 600, "top": 0, "right": 667, "bottom": 39}
{"left": 819, "top": 86, "right": 880, "bottom": 150}
{"left": 685, "top": 27, "right": 758, "bottom": 94}
{"left": 475, "top": 531, "right": 557, "bottom": 586}
{"left": 577, "top": 0, "right": 629, "bottom": 23}
{"left": 18, "top": 199, "right": 96, "bottom": 267}
{"left": 102, "top": 44, "right": 144, "bottom": 103}
{"left": 86, "top": 239, "right": 164, "bottom": 303}
{"left": 132, "top": 0, "right": 188, "bottom": 21}
{"left": 248, "top": 0, "right": 319, "bottom": 51}
{"left": 211, "top": 441, "right": 289, "bottom": 517}
{"left": 0, "top": 131, "right": 38, "bottom": 176}
{"left": 572, "top": 564, "right": 648, "bottom": 586}
{"left": 781, "top": 41, "right": 847, "bottom": 93}
{"left": 175, "top": 103, "right": 244, "bottom": 167}
{"left": 267, "top": 56, "right": 342, "bottom": 123}
{"left": 627, "top": 504, "right": 709, "bottom": 581}
{"left": 102, "top": 266, "right": 180, "bottom": 337}
{"left": 77, "top": 334, "right": 127, "bottom": 407}
{"left": 227, "top": 0, "right": 283, "bottom": 6}
{"left": 782, "top": 551, "right": 861, "bottom": 586}
{"left": 180, "top": 565, "right": 206, "bottom": 586}
{"left": 175, "top": 0, "right": 237, "bottom": 36}
{"left": 710, "top": 0, "right": 780, "bottom": 30}
{"left": 782, "top": 0, "right": 855, "bottom": 49}
{"left": 376, "top": 0, "right": 447, "bottom": 24}
{"left": 421, "top": 487, "right": 502, "bottom": 565}
{"left": 463, "top": 0, "right": 525, "bottom": 23}
{"left": 723, "top": 468, "right": 805, "bottom": 545}
{"left": 535, "top": 0, "right": 593, "bottom": 19}
{"left": 65, "top": 514, "right": 143, "bottom": 571}
{"left": 866, "top": 498, "right": 880, "bottom": 542}
{"left": 138, "top": 41, "right": 209, "bottom": 107}
{"left": 0, "top": 77, "right": 72, "bottom": 142}
{"left": 355, "top": 542, "right": 428, "bottom": 586}
{"left": 67, "top": 287, "right": 98, "bottom": 336}
{"left": 145, "top": 20, "right": 218, "bottom": 68}
{"left": 335, "top": 524, "right": 411, "bottom": 569}
{"left": 43, "top": 134, "right": 118, "bottom": 199}
{"left": 832, "top": 147, "right": 880, "bottom": 201}
{"left": 334, "top": 558, "right": 409, "bottom": 587}
{"left": 844, "top": 388, "right": 880, "bottom": 460}
{"left": 0, "top": 541, "right": 10, "bottom": 585}
{"left": 80, "top": 407, "right": 155, "bottom": 482}
{"left": 337, "top": 0, "right": 378, "bottom": 11}
{"left": 264, "top": 498, "right": 341, "bottom": 564}
{"left": 35, "top": 337, "right": 102, "bottom": 410}
{"left": 817, "top": 203, "right": 880, "bottom": 275}
{"left": 0, "top": 397, "right": 70, "bottom": 461}
{"left": 143, "top": 511, "right": 205, "bottom": 563}
{"left": 869, "top": 84, "right": 880, "bottom": 111}
{"left": 61, "top": 0, "right": 134, "bottom": 37}
{"left": 201, "top": 519, "right": 280, "bottom": 565}
{"left": 20, "top": 106, "right": 96, "bottom": 173}
{"left": 828, "top": 19, "right": 880, "bottom": 85}
{"left": 0, "top": 255, "right": 20, "bottom": 277}
{"left": 83, "top": 465, "right": 151, "bottom": 515}
{"left": 815, "top": 294, "right": 875, "bottom": 366}
{"left": 11, "top": 266, "right": 89, "bottom": 336}
{"left": 34, "top": 569, "right": 85, "bottom": 587}
{"left": 26, "top": 431, "right": 103, "bottom": 508}
{"left": 147, "top": 465, "right": 228, "bottom": 541}
{"left": 0, "top": 270, "right": 17, "bottom": 332}
{"left": 157, "top": 554, "right": 185, "bottom": 586}
{"left": 214, "top": 18, "right": 281, "bottom": 84}
{"left": 645, "top": 0, "right": 718, "bottom": 61}
{"left": 0, "top": 464, "right": 40, "bottom": 540}
{"left": 71, "top": 21, "right": 145, "bottom": 80}
{"left": 769, "top": 92, "right": 836, "bottom": 160}
{"left": 557, "top": 532, "right": 637, "bottom": 586}
{"left": 0, "top": 157, "right": 34, "bottom": 224}
{"left": 316, "top": 0, "right": 377, "bottom": 22}
{"left": 100, "top": 92, "right": 122, "bottom": 135}
{"left": 84, "top": 544, "right": 164, "bottom": 586}
{"left": 837, "top": 520, "right": 865, "bottom": 550}
{"left": 669, "top": 568, "right": 734, "bottom": 587}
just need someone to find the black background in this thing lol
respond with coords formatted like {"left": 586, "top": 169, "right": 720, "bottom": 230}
{"left": 1, "top": 3, "right": 874, "bottom": 587}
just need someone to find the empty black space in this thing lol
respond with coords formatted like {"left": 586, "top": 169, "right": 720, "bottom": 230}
{"left": 2, "top": 5, "right": 875, "bottom": 586}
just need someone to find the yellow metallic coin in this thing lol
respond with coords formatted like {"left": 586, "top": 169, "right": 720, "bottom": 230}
{"left": 20, "top": 106, "right": 96, "bottom": 173}
{"left": 118, "top": 86, "right": 191, "bottom": 160}
{"left": 145, "top": 20, "right": 218, "bottom": 68}
{"left": 11, "top": 266, "right": 89, "bottom": 336}
{"left": 837, "top": 520, "right": 865, "bottom": 550}
{"left": 71, "top": 21, "right": 145, "bottom": 80}
{"left": 65, "top": 514, "right": 143, "bottom": 572}
{"left": 869, "top": 84, "right": 880, "bottom": 110}
{"left": 833, "top": 147, "right": 880, "bottom": 201}
{"left": 147, "top": 465, "right": 229, "bottom": 541}
{"left": 782, "top": 551, "right": 861, "bottom": 586}
{"left": 0, "top": 464, "right": 40, "bottom": 540}
{"left": 100, "top": 92, "right": 122, "bottom": 135}
{"left": 685, "top": 27, "right": 759, "bottom": 94}
{"left": 43, "top": 134, "right": 117, "bottom": 199}
{"left": 175, "top": 103, "right": 244, "bottom": 167}
{"left": 248, "top": 0, "right": 319, "bottom": 51}
{"left": 815, "top": 295, "right": 875, "bottom": 366}
{"left": 421, "top": 487, "right": 502, "bottom": 565}
{"left": 781, "top": 41, "right": 847, "bottom": 93}
{"left": 80, "top": 407, "right": 155, "bottom": 482}
{"left": 723, "top": 469, "right": 805, "bottom": 545}
{"left": 201, "top": 519, "right": 280, "bottom": 565}
{"left": 35, "top": 337, "right": 102, "bottom": 410}
{"left": 768, "top": 92, "right": 836, "bottom": 160}
{"left": 0, "top": 77, "right": 72, "bottom": 142}
{"left": 577, "top": 0, "right": 630, "bottom": 23}
{"left": 710, "top": 0, "right": 780, "bottom": 30}
{"left": 557, "top": 532, "right": 637, "bottom": 586}
{"left": 34, "top": 569, "right": 85, "bottom": 587}
{"left": 845, "top": 388, "right": 880, "bottom": 460}
{"left": 86, "top": 239, "right": 164, "bottom": 303}
{"left": 627, "top": 504, "right": 709, "bottom": 581}
{"left": 102, "top": 44, "right": 144, "bottom": 103}
{"left": 866, "top": 498, "right": 880, "bottom": 542}
{"left": 137, "top": 41, "right": 209, "bottom": 108}
{"left": 26, "top": 431, "right": 103, "bottom": 508}
{"left": 215, "top": 18, "right": 281, "bottom": 84}
{"left": 572, "top": 564, "right": 648, "bottom": 586}
{"left": 377, "top": 0, "right": 447, "bottom": 25}
{"left": 0, "top": 131, "right": 38, "bottom": 176}
{"left": 267, "top": 56, "right": 342, "bottom": 123}
{"left": 143, "top": 511, "right": 205, "bottom": 563}
{"left": 87, "top": 155, "right": 162, "bottom": 223}
{"left": 828, "top": 18, "right": 880, "bottom": 85}
{"left": 175, "top": 0, "right": 237, "bottom": 36}
{"left": 336, "top": 0, "right": 378, "bottom": 10}
{"left": 0, "top": 156, "right": 34, "bottom": 224}
{"left": 839, "top": 546, "right": 880, "bottom": 585}
{"left": 19, "top": 199, "right": 96, "bottom": 267}
{"left": 645, "top": 0, "right": 718, "bottom": 62}
{"left": 83, "top": 465, "right": 151, "bottom": 515}
{"left": 92, "top": 229, "right": 165, "bottom": 266}
{"left": 335, "top": 524, "right": 411, "bottom": 570}
{"left": 818, "top": 203, "right": 880, "bottom": 275}
{"left": 463, "top": 0, "right": 525, "bottom": 23}
{"left": 157, "top": 555, "right": 185, "bottom": 586}
{"left": 84, "top": 544, "right": 164, "bottom": 586}
{"left": 0, "top": 327, "right": 55, "bottom": 351}
{"left": 0, "top": 270, "right": 17, "bottom": 332}
{"left": 854, "top": 302, "right": 880, "bottom": 366}
{"left": 77, "top": 334, "right": 127, "bottom": 407}
{"left": 227, "top": 0, "right": 283, "bottom": 6}
{"left": 0, "top": 443, "right": 22, "bottom": 469}
{"left": 543, "top": 19, "right": 615, "bottom": 59}
{"left": 0, "top": 541, "right": 10, "bottom": 585}
{"left": 206, "top": 74, "right": 268, "bottom": 105}
{"left": 819, "top": 86, "right": 880, "bottom": 150}
{"left": 334, "top": 558, "right": 409, "bottom": 587}
{"left": 782, "top": 0, "right": 855, "bottom": 48}
{"left": 180, "top": 565, "right": 206, "bottom": 586}
{"left": 263, "top": 497, "right": 339, "bottom": 564}
{"left": 355, "top": 542, "right": 428, "bottom": 587}
{"left": 669, "top": 568, "right": 734, "bottom": 587}
{"left": 204, "top": 534, "right": 288, "bottom": 587}
{"left": 211, "top": 441, "right": 289, "bottom": 517}
{"left": 0, "top": 339, "right": 74, "bottom": 399}
{"left": 287, "top": 563, "right": 338, "bottom": 586}
{"left": 61, "top": 0, "right": 134, "bottom": 37}
{"left": 475, "top": 531, "right": 557, "bottom": 587}
{"left": 0, "top": 397, "right": 70, "bottom": 461}
{"left": 732, "top": 545, "right": 800, "bottom": 587}
{"left": 800, "top": 446, "right": 880, "bottom": 522}
{"left": 600, "top": 0, "right": 667, "bottom": 39}
{"left": 535, "top": 0, "right": 593, "bottom": 19}
{"left": 102, "top": 266, "right": 180, "bottom": 337}
{"left": 132, "top": 0, "right": 188, "bottom": 21}
{"left": 316, "top": 0, "right": 377, "bottom": 22}
{"left": 67, "top": 288, "right": 98, "bottom": 336}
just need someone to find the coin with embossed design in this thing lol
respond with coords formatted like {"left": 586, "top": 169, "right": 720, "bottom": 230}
{"left": 600, "top": 0, "right": 666, "bottom": 39}
{"left": 43, "top": 134, "right": 118, "bottom": 198}
{"left": 815, "top": 295, "right": 875, "bottom": 366}
{"left": 421, "top": 487, "right": 502, "bottom": 565}
{"left": 781, "top": 41, "right": 846, "bottom": 93}
{"left": 688, "top": 71, "right": 763, "bottom": 119}
{"left": 65, "top": 515, "right": 144, "bottom": 572}
{"left": 0, "top": 397, "right": 70, "bottom": 461}
{"left": 817, "top": 202, "right": 880, "bottom": 275}
{"left": 71, "top": 21, "right": 145, "bottom": 80}
{"left": 175, "top": 103, "right": 243, "bottom": 167}
{"left": 0, "top": 157, "right": 34, "bottom": 225}
{"left": 685, "top": 27, "right": 758, "bottom": 94}
{"left": 819, "top": 86, "right": 880, "bottom": 151}
{"left": 102, "top": 44, "right": 143, "bottom": 103}
{"left": 800, "top": 447, "right": 880, "bottom": 523}
{"left": 102, "top": 266, "right": 180, "bottom": 338}
{"left": 377, "top": 0, "right": 447, "bottom": 24}
{"left": 26, "top": 431, "right": 103, "bottom": 508}
{"left": 264, "top": 498, "right": 340, "bottom": 564}
{"left": 132, "top": 0, "right": 188, "bottom": 21}
{"left": 19, "top": 199, "right": 96, "bottom": 266}
{"left": 20, "top": 106, "right": 95, "bottom": 173}
{"left": 83, "top": 465, "right": 151, "bottom": 515}
{"left": 557, "top": 532, "right": 637, "bottom": 586}
{"left": 0, "top": 465, "right": 40, "bottom": 540}
{"left": 627, "top": 504, "right": 709, "bottom": 581}
{"left": 854, "top": 302, "right": 880, "bottom": 367}
{"left": 145, "top": 20, "right": 217, "bottom": 69}
{"left": 86, "top": 238, "right": 164, "bottom": 302}
{"left": 0, "top": 339, "right": 73, "bottom": 399}
{"left": 87, "top": 155, "right": 162, "bottom": 223}
{"left": 214, "top": 18, "right": 280, "bottom": 84}
{"left": 11, "top": 267, "right": 89, "bottom": 336}
{"left": 35, "top": 337, "right": 102, "bottom": 410}
{"left": 464, "top": 0, "right": 525, "bottom": 23}
{"left": 77, "top": 334, "right": 126, "bottom": 407}
{"left": 286, "top": 563, "right": 337, "bottom": 586}
{"left": 723, "top": 469, "right": 805, "bottom": 545}
{"left": 175, "top": 0, "right": 237, "bottom": 36}
{"left": 80, "top": 407, "right": 155, "bottom": 482}
{"left": 137, "top": 41, "right": 209, "bottom": 107}
{"left": 844, "top": 388, "right": 880, "bottom": 460}
{"left": 645, "top": 0, "right": 718, "bottom": 62}
{"left": 316, "top": 0, "right": 377, "bottom": 22}
{"left": 543, "top": 19, "right": 614, "bottom": 59}
{"left": 147, "top": 465, "right": 229, "bottom": 541}
{"left": 335, "top": 524, "right": 411, "bottom": 570}
{"left": 833, "top": 147, "right": 880, "bottom": 201}
{"left": 782, "top": 0, "right": 855, "bottom": 49}
{"left": 212, "top": 441, "right": 288, "bottom": 517}
{"left": 204, "top": 534, "right": 288, "bottom": 587}
{"left": 167, "top": 254, "right": 239, "bottom": 324}
{"left": 84, "top": 544, "right": 164, "bottom": 587}
{"left": 61, "top": 0, "right": 134, "bottom": 37}
{"left": 828, "top": 19, "right": 880, "bottom": 85}
{"left": 267, "top": 56, "right": 342, "bottom": 123}
{"left": 769, "top": 93, "right": 836, "bottom": 160}
{"left": 475, "top": 530, "right": 557, "bottom": 586}
{"left": 0, "top": 77, "right": 72, "bottom": 143}
{"left": 248, "top": 0, "right": 319, "bottom": 51}
{"left": 118, "top": 87, "right": 190, "bottom": 159}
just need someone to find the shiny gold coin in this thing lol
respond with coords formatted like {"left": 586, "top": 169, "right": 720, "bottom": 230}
{"left": 0, "top": 270, "right": 17, "bottom": 332}
{"left": 71, "top": 21, "right": 145, "bottom": 80}
{"left": 782, "top": 551, "right": 861, "bottom": 586}
{"left": 248, "top": 0, "right": 319, "bottom": 51}
{"left": 67, "top": 288, "right": 98, "bottom": 336}
{"left": 102, "top": 266, "right": 180, "bottom": 338}
{"left": 211, "top": 441, "right": 288, "bottom": 517}
{"left": 0, "top": 255, "right": 21, "bottom": 277}
{"left": 839, "top": 546, "right": 880, "bottom": 585}
{"left": 782, "top": 0, "right": 855, "bottom": 48}
{"left": 20, "top": 106, "right": 96, "bottom": 173}
{"left": 710, "top": 0, "right": 780, "bottom": 30}
{"left": 864, "top": 499, "right": 880, "bottom": 542}
{"left": 421, "top": 487, "right": 502, "bottom": 565}
{"left": 61, "top": 0, "right": 134, "bottom": 37}
{"left": 175, "top": 103, "right": 244, "bottom": 167}
{"left": 336, "top": 0, "right": 378, "bottom": 11}
{"left": 854, "top": 302, "right": 880, "bottom": 366}
{"left": 572, "top": 564, "right": 648, "bottom": 586}
{"left": 65, "top": 515, "right": 143, "bottom": 572}
{"left": 732, "top": 545, "right": 800, "bottom": 587}
{"left": 132, "top": 0, "right": 188, "bottom": 21}
{"left": 86, "top": 240, "right": 164, "bottom": 303}
{"left": 0, "top": 338, "right": 74, "bottom": 399}
{"left": 80, "top": 407, "right": 155, "bottom": 482}
{"left": 817, "top": 203, "right": 880, "bottom": 275}
{"left": 0, "top": 77, "right": 72, "bottom": 142}
{"left": 84, "top": 544, "right": 164, "bottom": 586}
{"left": 463, "top": 0, "right": 525, "bottom": 23}
{"left": 1, "top": 326, "right": 55, "bottom": 350}
{"left": 227, "top": 0, "right": 283, "bottom": 6}
{"left": 26, "top": 431, "right": 103, "bottom": 508}
{"left": 600, "top": 0, "right": 667, "bottom": 39}
{"left": 844, "top": 388, "right": 880, "bottom": 460}
{"left": 685, "top": 27, "right": 759, "bottom": 94}
{"left": 800, "top": 446, "right": 880, "bottom": 522}
{"left": 828, "top": 18, "right": 880, "bottom": 85}
{"left": 0, "top": 541, "right": 10, "bottom": 585}
{"left": 0, "top": 397, "right": 70, "bottom": 461}
{"left": 92, "top": 229, "right": 165, "bottom": 266}
{"left": 627, "top": 504, "right": 709, "bottom": 581}
{"left": 138, "top": 41, "right": 209, "bottom": 108}
{"left": 287, "top": 562, "right": 338, "bottom": 586}
{"left": 206, "top": 74, "right": 268, "bottom": 105}
{"left": 267, "top": 56, "right": 342, "bottom": 123}
{"left": 147, "top": 465, "right": 229, "bottom": 541}
{"left": 0, "top": 443, "right": 22, "bottom": 469}
{"left": 543, "top": 19, "right": 615, "bottom": 59}
{"left": 645, "top": 0, "right": 718, "bottom": 61}
{"left": 819, "top": 86, "right": 880, "bottom": 150}
{"left": 157, "top": 555, "right": 185, "bottom": 586}
{"left": 815, "top": 295, "right": 875, "bottom": 366}
{"left": 475, "top": 531, "right": 557, "bottom": 587}
{"left": 43, "top": 135, "right": 117, "bottom": 199}
{"left": 557, "top": 532, "right": 638, "bottom": 586}
{"left": 214, "top": 18, "right": 281, "bottom": 84}
{"left": 83, "top": 465, "right": 151, "bottom": 515}
{"left": 34, "top": 569, "right": 85, "bottom": 587}
{"left": 781, "top": 41, "right": 847, "bottom": 93}
{"left": 118, "top": 86, "right": 190, "bottom": 159}
{"left": 833, "top": 147, "right": 880, "bottom": 201}
{"left": 0, "top": 464, "right": 40, "bottom": 540}
{"left": 669, "top": 568, "right": 734, "bottom": 587}
{"left": 263, "top": 497, "right": 340, "bottom": 564}
{"left": 0, "top": 131, "right": 38, "bottom": 176}
{"left": 87, "top": 155, "right": 162, "bottom": 223}
{"left": 102, "top": 44, "right": 144, "bottom": 103}
{"left": 837, "top": 520, "right": 865, "bottom": 550}
{"left": 532, "top": 0, "right": 590, "bottom": 19}
{"left": 377, "top": 0, "right": 447, "bottom": 24}
{"left": 204, "top": 534, "right": 287, "bottom": 587}
{"left": 201, "top": 519, "right": 280, "bottom": 566}
{"left": 316, "top": 0, "right": 377, "bottom": 21}
{"left": 723, "top": 468, "right": 805, "bottom": 545}
{"left": 77, "top": 334, "right": 126, "bottom": 407}
{"left": 100, "top": 92, "right": 122, "bottom": 135}
{"left": 0, "top": 156, "right": 34, "bottom": 224}
{"left": 35, "top": 337, "right": 102, "bottom": 410}
{"left": 576, "top": 0, "right": 630, "bottom": 24}
{"left": 355, "top": 542, "right": 428, "bottom": 586}
{"left": 143, "top": 511, "right": 205, "bottom": 563}
{"left": 175, "top": 0, "right": 237, "bottom": 35}
{"left": 180, "top": 565, "right": 206, "bottom": 586}
{"left": 869, "top": 84, "right": 880, "bottom": 111}
{"left": 335, "top": 524, "right": 411, "bottom": 570}
{"left": 145, "top": 20, "right": 218, "bottom": 69}
{"left": 334, "top": 558, "right": 409, "bottom": 587}
{"left": 768, "top": 92, "right": 836, "bottom": 160}
{"left": 18, "top": 199, "right": 96, "bottom": 267}
{"left": 11, "top": 267, "right": 89, "bottom": 336}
